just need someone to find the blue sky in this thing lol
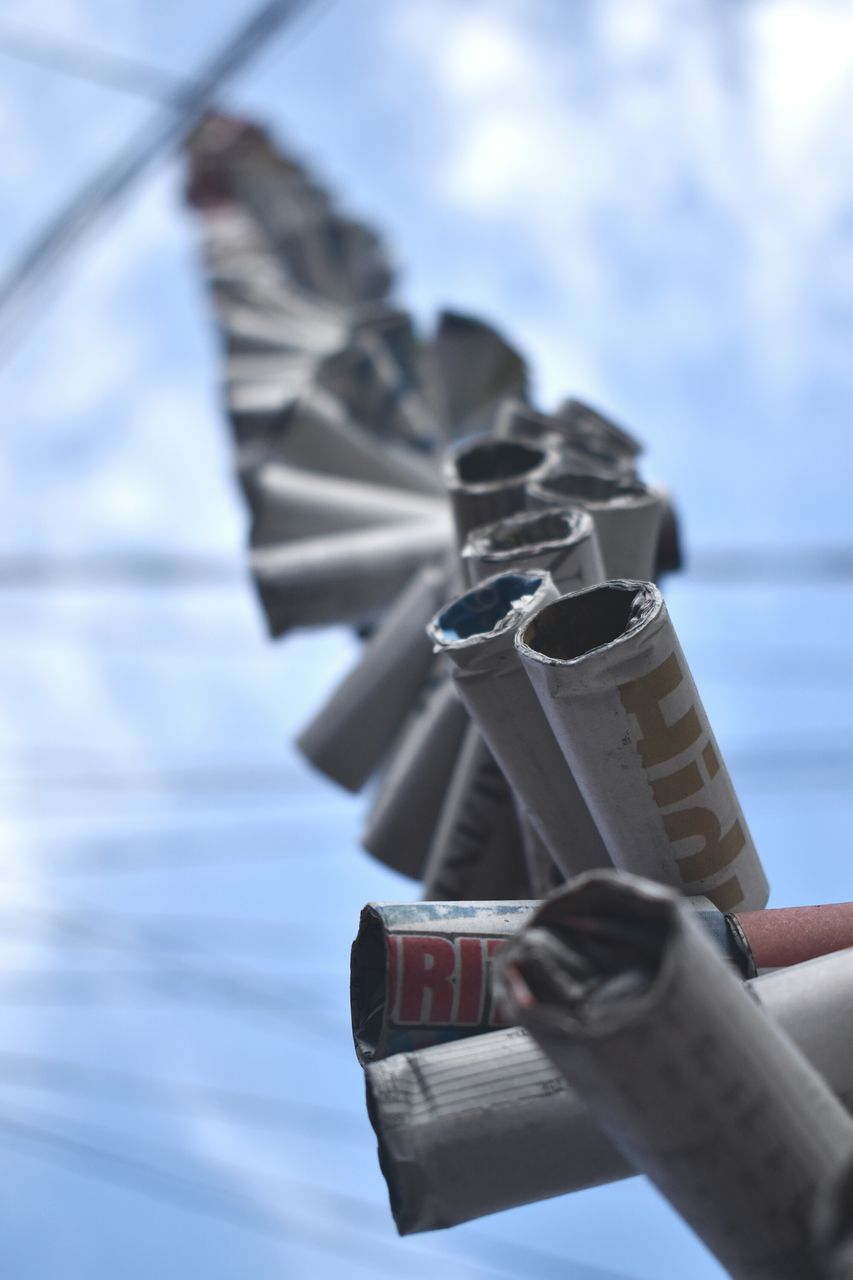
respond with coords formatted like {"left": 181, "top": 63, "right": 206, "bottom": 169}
{"left": 0, "top": 1, "right": 850, "bottom": 1277}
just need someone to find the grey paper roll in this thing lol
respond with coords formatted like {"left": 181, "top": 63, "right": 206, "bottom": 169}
{"left": 527, "top": 471, "right": 663, "bottom": 579}
{"left": 429, "top": 571, "right": 611, "bottom": 880}
{"left": 461, "top": 507, "right": 605, "bottom": 592}
{"left": 251, "top": 517, "right": 452, "bottom": 636}
{"left": 361, "top": 677, "right": 468, "bottom": 879}
{"left": 296, "top": 563, "right": 450, "bottom": 791}
{"left": 443, "top": 435, "right": 556, "bottom": 546}
{"left": 421, "top": 725, "right": 531, "bottom": 903}
{"left": 516, "top": 581, "right": 769, "bottom": 910}
{"left": 495, "top": 873, "right": 853, "bottom": 1280}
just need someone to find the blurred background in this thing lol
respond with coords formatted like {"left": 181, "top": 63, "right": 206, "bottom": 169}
{"left": 0, "top": 1, "right": 850, "bottom": 1277}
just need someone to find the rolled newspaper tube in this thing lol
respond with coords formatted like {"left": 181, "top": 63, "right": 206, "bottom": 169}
{"left": 252, "top": 389, "right": 444, "bottom": 496}
{"left": 361, "top": 677, "right": 468, "bottom": 879}
{"left": 527, "top": 471, "right": 663, "bottom": 580}
{"left": 736, "top": 901, "right": 853, "bottom": 970}
{"left": 420, "top": 726, "right": 532, "bottom": 903}
{"left": 366, "top": 942, "right": 853, "bottom": 1234}
{"left": 251, "top": 516, "right": 452, "bottom": 635}
{"left": 460, "top": 507, "right": 605, "bottom": 591}
{"left": 296, "top": 563, "right": 450, "bottom": 791}
{"left": 814, "top": 1152, "right": 853, "bottom": 1280}
{"left": 495, "top": 399, "right": 638, "bottom": 478}
{"left": 494, "top": 873, "right": 853, "bottom": 1280}
{"left": 428, "top": 571, "right": 612, "bottom": 880}
{"left": 555, "top": 397, "right": 643, "bottom": 465}
{"left": 243, "top": 462, "right": 447, "bottom": 547}
{"left": 443, "top": 435, "right": 557, "bottom": 546}
{"left": 351, "top": 894, "right": 757, "bottom": 1065}
{"left": 516, "top": 581, "right": 769, "bottom": 910}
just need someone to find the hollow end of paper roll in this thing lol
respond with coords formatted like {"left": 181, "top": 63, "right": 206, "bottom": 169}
{"left": 430, "top": 571, "right": 548, "bottom": 646}
{"left": 364, "top": 1060, "right": 437, "bottom": 1234}
{"left": 463, "top": 508, "right": 594, "bottom": 560}
{"left": 518, "top": 580, "right": 659, "bottom": 664}
{"left": 446, "top": 438, "right": 549, "bottom": 493}
{"left": 350, "top": 906, "right": 388, "bottom": 1065}
{"left": 530, "top": 470, "right": 650, "bottom": 505}
{"left": 497, "top": 876, "right": 680, "bottom": 1033}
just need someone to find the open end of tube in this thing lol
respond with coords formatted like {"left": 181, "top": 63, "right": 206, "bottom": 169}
{"left": 436, "top": 572, "right": 544, "bottom": 642}
{"left": 455, "top": 440, "right": 546, "bottom": 486}
{"left": 482, "top": 510, "right": 579, "bottom": 554}
{"left": 536, "top": 472, "right": 647, "bottom": 502}
{"left": 521, "top": 582, "right": 655, "bottom": 661}
{"left": 351, "top": 908, "right": 388, "bottom": 1064}
{"left": 503, "top": 888, "right": 672, "bottom": 1028}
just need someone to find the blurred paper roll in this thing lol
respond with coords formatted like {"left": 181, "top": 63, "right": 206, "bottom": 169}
{"left": 516, "top": 581, "right": 769, "bottom": 910}
{"left": 250, "top": 389, "right": 444, "bottom": 496}
{"left": 461, "top": 507, "right": 605, "bottom": 591}
{"left": 297, "top": 564, "right": 450, "bottom": 791}
{"left": 814, "top": 1153, "right": 853, "bottom": 1280}
{"left": 555, "top": 397, "right": 643, "bottom": 466}
{"left": 429, "top": 571, "right": 611, "bottom": 879}
{"left": 443, "top": 435, "right": 556, "bottom": 546}
{"left": 528, "top": 470, "right": 663, "bottom": 579}
{"left": 421, "top": 725, "right": 531, "bottom": 903}
{"left": 252, "top": 518, "right": 452, "bottom": 636}
{"left": 361, "top": 678, "right": 468, "bottom": 879}
{"left": 495, "top": 399, "right": 638, "bottom": 479}
{"left": 244, "top": 461, "right": 446, "bottom": 547}
{"left": 495, "top": 873, "right": 853, "bottom": 1280}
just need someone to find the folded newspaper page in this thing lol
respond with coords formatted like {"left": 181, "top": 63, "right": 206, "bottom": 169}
{"left": 443, "top": 435, "right": 556, "bottom": 545}
{"left": 429, "top": 571, "right": 612, "bottom": 879}
{"left": 421, "top": 724, "right": 532, "bottom": 903}
{"left": 494, "top": 872, "right": 853, "bottom": 1279}
{"left": 516, "top": 581, "right": 769, "bottom": 910}
{"left": 361, "top": 677, "right": 468, "bottom": 879}
{"left": 461, "top": 507, "right": 605, "bottom": 592}
{"left": 296, "top": 563, "right": 450, "bottom": 791}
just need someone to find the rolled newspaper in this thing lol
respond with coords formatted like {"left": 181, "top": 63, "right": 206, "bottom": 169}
{"left": 351, "top": 894, "right": 764, "bottom": 1065}
{"left": 494, "top": 873, "right": 853, "bottom": 1280}
{"left": 251, "top": 516, "right": 452, "bottom": 635}
{"left": 242, "top": 461, "right": 445, "bottom": 547}
{"left": 366, "top": 942, "right": 853, "bottom": 1234}
{"left": 516, "top": 581, "right": 769, "bottom": 910}
{"left": 527, "top": 471, "right": 663, "bottom": 579}
{"left": 443, "top": 435, "right": 556, "bottom": 546}
{"left": 253, "top": 389, "right": 443, "bottom": 496}
{"left": 814, "top": 1152, "right": 853, "bottom": 1280}
{"left": 420, "top": 725, "right": 531, "bottom": 903}
{"left": 492, "top": 399, "right": 633, "bottom": 478}
{"left": 460, "top": 507, "right": 605, "bottom": 591}
{"left": 429, "top": 571, "right": 612, "bottom": 880}
{"left": 361, "top": 677, "right": 468, "bottom": 879}
{"left": 296, "top": 563, "right": 450, "bottom": 791}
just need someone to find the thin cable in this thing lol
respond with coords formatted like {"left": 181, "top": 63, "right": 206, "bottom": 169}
{"left": 0, "top": 0, "right": 323, "bottom": 362}
{"left": 0, "top": 24, "right": 183, "bottom": 103}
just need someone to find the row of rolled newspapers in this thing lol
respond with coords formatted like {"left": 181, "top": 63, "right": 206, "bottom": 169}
{"left": 184, "top": 114, "right": 853, "bottom": 1280}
